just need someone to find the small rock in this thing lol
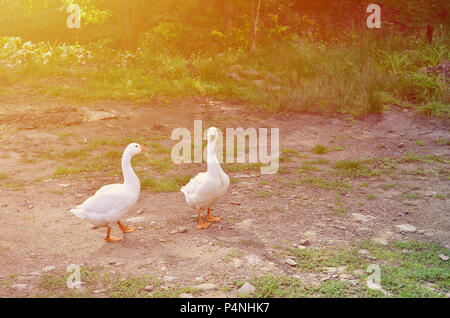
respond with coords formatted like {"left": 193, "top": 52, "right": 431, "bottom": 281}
{"left": 229, "top": 201, "right": 241, "bottom": 205}
{"left": 298, "top": 239, "right": 310, "bottom": 246}
{"left": 285, "top": 258, "right": 297, "bottom": 267}
{"left": 12, "top": 284, "right": 28, "bottom": 290}
{"left": 195, "top": 277, "right": 205, "bottom": 283}
{"left": 29, "top": 271, "right": 42, "bottom": 276}
{"left": 229, "top": 64, "right": 243, "bottom": 73}
{"left": 397, "top": 143, "right": 404, "bottom": 148}
{"left": 43, "top": 266, "right": 55, "bottom": 273}
{"left": 351, "top": 213, "right": 374, "bottom": 223}
{"left": 169, "top": 230, "right": 178, "bottom": 235}
{"left": 160, "top": 266, "right": 167, "bottom": 271}
{"left": 358, "top": 249, "right": 370, "bottom": 255}
{"left": 194, "top": 283, "right": 217, "bottom": 291}
{"left": 240, "top": 68, "right": 260, "bottom": 79}
{"left": 418, "top": 229, "right": 425, "bottom": 234}
{"left": 137, "top": 209, "right": 144, "bottom": 215}
{"left": 177, "top": 226, "right": 187, "bottom": 233}
{"left": 144, "top": 285, "right": 154, "bottom": 292}
{"left": 163, "top": 276, "right": 177, "bottom": 283}
{"left": 395, "top": 224, "right": 417, "bottom": 233}
{"left": 237, "top": 282, "right": 256, "bottom": 295}
{"left": 179, "top": 293, "right": 194, "bottom": 298}
{"left": 439, "top": 254, "right": 449, "bottom": 261}
{"left": 28, "top": 204, "right": 33, "bottom": 209}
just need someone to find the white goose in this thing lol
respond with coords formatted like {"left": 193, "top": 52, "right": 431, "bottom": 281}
{"left": 181, "top": 127, "right": 230, "bottom": 229}
{"left": 70, "top": 143, "right": 146, "bottom": 242}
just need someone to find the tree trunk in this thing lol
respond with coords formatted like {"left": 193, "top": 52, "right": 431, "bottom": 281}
{"left": 114, "top": 0, "right": 144, "bottom": 51}
{"left": 250, "top": 0, "right": 261, "bottom": 52}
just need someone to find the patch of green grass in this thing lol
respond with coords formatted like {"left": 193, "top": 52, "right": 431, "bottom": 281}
{"left": 3, "top": 181, "right": 25, "bottom": 190}
{"left": 435, "top": 139, "right": 450, "bottom": 146}
{"left": 294, "top": 177, "right": 351, "bottom": 193}
{"left": 0, "top": 172, "right": 8, "bottom": 180}
{"left": 406, "top": 192, "right": 420, "bottom": 200}
{"left": 141, "top": 174, "right": 192, "bottom": 192}
{"left": 223, "top": 162, "right": 263, "bottom": 172}
{"left": 366, "top": 194, "right": 376, "bottom": 200}
{"left": 297, "top": 163, "right": 321, "bottom": 173}
{"left": 307, "top": 158, "right": 330, "bottom": 165}
{"left": 107, "top": 275, "right": 155, "bottom": 298}
{"left": 251, "top": 275, "right": 310, "bottom": 297}
{"left": 311, "top": 144, "right": 328, "bottom": 155}
{"left": 414, "top": 139, "right": 425, "bottom": 146}
{"left": 281, "top": 148, "right": 297, "bottom": 154}
{"left": 333, "top": 159, "right": 379, "bottom": 178}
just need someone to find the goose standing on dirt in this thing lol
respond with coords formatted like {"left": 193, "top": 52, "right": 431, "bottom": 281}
{"left": 70, "top": 143, "right": 146, "bottom": 242}
{"left": 181, "top": 127, "right": 230, "bottom": 229}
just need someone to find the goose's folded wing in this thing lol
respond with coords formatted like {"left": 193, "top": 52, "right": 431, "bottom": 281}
{"left": 181, "top": 172, "right": 207, "bottom": 195}
{"left": 82, "top": 186, "right": 133, "bottom": 215}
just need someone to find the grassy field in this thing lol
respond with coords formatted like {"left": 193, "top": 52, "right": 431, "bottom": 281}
{"left": 0, "top": 31, "right": 448, "bottom": 117}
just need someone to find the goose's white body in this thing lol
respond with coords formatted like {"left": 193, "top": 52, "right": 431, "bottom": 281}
{"left": 181, "top": 128, "right": 230, "bottom": 211}
{"left": 71, "top": 143, "right": 142, "bottom": 227}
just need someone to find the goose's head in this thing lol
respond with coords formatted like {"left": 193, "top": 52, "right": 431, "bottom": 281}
{"left": 125, "top": 143, "right": 147, "bottom": 157}
{"left": 207, "top": 127, "right": 218, "bottom": 143}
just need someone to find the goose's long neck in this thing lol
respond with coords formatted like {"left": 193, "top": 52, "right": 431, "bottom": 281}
{"left": 122, "top": 153, "right": 140, "bottom": 194}
{"left": 207, "top": 138, "right": 222, "bottom": 175}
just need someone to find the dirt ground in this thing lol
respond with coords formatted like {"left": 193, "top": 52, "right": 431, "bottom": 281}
{"left": 0, "top": 94, "right": 449, "bottom": 297}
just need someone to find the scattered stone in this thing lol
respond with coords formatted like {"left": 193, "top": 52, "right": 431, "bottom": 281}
{"left": 357, "top": 227, "right": 371, "bottom": 232}
{"left": 240, "top": 68, "right": 260, "bottom": 79}
{"left": 163, "top": 276, "right": 178, "bottom": 283}
{"left": 29, "top": 271, "right": 42, "bottom": 276}
{"left": 397, "top": 143, "right": 404, "bottom": 148}
{"left": 263, "top": 72, "right": 282, "bottom": 83}
{"left": 177, "top": 226, "right": 187, "bottom": 233}
{"left": 12, "top": 284, "right": 28, "bottom": 290}
{"left": 85, "top": 110, "right": 118, "bottom": 122}
{"left": 144, "top": 285, "right": 154, "bottom": 292}
{"left": 28, "top": 204, "right": 33, "bottom": 209}
{"left": 195, "top": 277, "right": 205, "bottom": 283}
{"left": 160, "top": 266, "right": 167, "bottom": 271}
{"left": 43, "top": 266, "right": 55, "bottom": 273}
{"left": 395, "top": 224, "right": 417, "bottom": 233}
{"left": 298, "top": 239, "right": 310, "bottom": 246}
{"left": 237, "top": 282, "right": 256, "bottom": 296}
{"left": 229, "top": 201, "right": 241, "bottom": 205}
{"left": 136, "top": 209, "right": 144, "bottom": 215}
{"left": 245, "top": 254, "right": 263, "bottom": 265}
{"left": 59, "top": 183, "right": 71, "bottom": 188}
{"left": 229, "top": 64, "right": 243, "bottom": 73}
{"left": 418, "top": 229, "right": 425, "bottom": 234}
{"left": 226, "top": 72, "right": 244, "bottom": 82}
{"left": 194, "top": 283, "right": 217, "bottom": 291}
{"left": 304, "top": 231, "right": 316, "bottom": 238}
{"left": 358, "top": 249, "right": 370, "bottom": 255}
{"left": 323, "top": 267, "right": 338, "bottom": 274}
{"left": 351, "top": 213, "right": 374, "bottom": 223}
{"left": 439, "top": 254, "right": 449, "bottom": 261}
{"left": 179, "top": 293, "right": 194, "bottom": 298}
{"left": 169, "top": 230, "right": 178, "bottom": 235}
{"left": 424, "top": 191, "right": 436, "bottom": 197}
{"left": 285, "top": 258, "right": 297, "bottom": 267}
{"left": 253, "top": 79, "right": 265, "bottom": 87}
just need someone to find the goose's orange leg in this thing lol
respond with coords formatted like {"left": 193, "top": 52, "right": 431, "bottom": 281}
{"left": 206, "top": 208, "right": 222, "bottom": 222}
{"left": 197, "top": 209, "right": 211, "bottom": 229}
{"left": 118, "top": 221, "right": 136, "bottom": 233}
{"left": 105, "top": 226, "right": 121, "bottom": 242}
